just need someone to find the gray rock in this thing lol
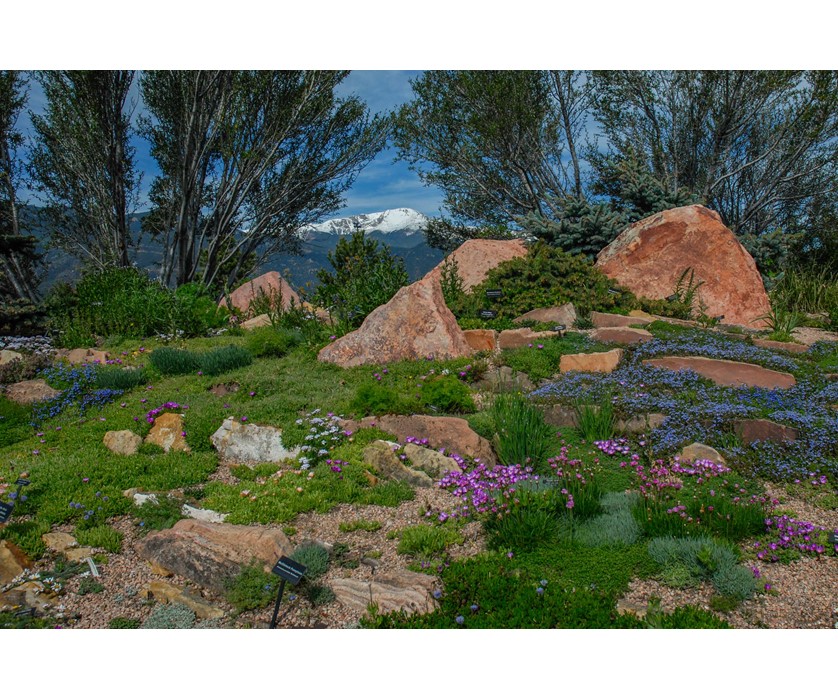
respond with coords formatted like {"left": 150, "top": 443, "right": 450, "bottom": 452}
{"left": 210, "top": 417, "right": 300, "bottom": 466}
{"left": 331, "top": 569, "right": 439, "bottom": 615}
{"left": 363, "top": 441, "right": 434, "bottom": 488}
{"left": 402, "top": 443, "right": 459, "bottom": 478}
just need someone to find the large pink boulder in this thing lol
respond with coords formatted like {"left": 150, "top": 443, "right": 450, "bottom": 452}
{"left": 318, "top": 277, "right": 472, "bottom": 368}
{"left": 219, "top": 271, "right": 300, "bottom": 319}
{"left": 595, "top": 205, "right": 772, "bottom": 329}
{"left": 424, "top": 238, "right": 528, "bottom": 293}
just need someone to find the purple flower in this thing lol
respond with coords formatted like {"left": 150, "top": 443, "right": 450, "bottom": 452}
{"left": 455, "top": 615, "right": 465, "bottom": 625}
{"left": 470, "top": 604, "right": 479, "bottom": 612}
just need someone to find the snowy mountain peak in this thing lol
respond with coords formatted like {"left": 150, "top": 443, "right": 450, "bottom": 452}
{"left": 300, "top": 208, "right": 429, "bottom": 236}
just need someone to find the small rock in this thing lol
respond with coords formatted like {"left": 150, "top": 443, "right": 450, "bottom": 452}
{"left": 473, "top": 365, "right": 534, "bottom": 392}
{"left": 41, "top": 532, "right": 78, "bottom": 553}
{"left": 0, "top": 581, "right": 58, "bottom": 611}
{"left": 462, "top": 329, "right": 498, "bottom": 352}
{"left": 401, "top": 443, "right": 459, "bottom": 478}
{"left": 181, "top": 504, "right": 227, "bottom": 523}
{"left": 539, "top": 404, "right": 578, "bottom": 428}
{"left": 498, "top": 328, "right": 559, "bottom": 350}
{"left": 615, "top": 413, "right": 667, "bottom": 434}
{"left": 64, "top": 547, "right": 96, "bottom": 562}
{"left": 331, "top": 569, "right": 439, "bottom": 615}
{"left": 732, "top": 419, "right": 799, "bottom": 445}
{"left": 208, "top": 382, "right": 240, "bottom": 397}
{"left": 0, "top": 350, "right": 23, "bottom": 366}
{"left": 514, "top": 303, "right": 577, "bottom": 327}
{"left": 133, "top": 493, "right": 159, "bottom": 507}
{"left": 363, "top": 441, "right": 434, "bottom": 488}
{"left": 144, "top": 581, "right": 225, "bottom": 620}
{"left": 0, "top": 540, "right": 33, "bottom": 585}
{"left": 145, "top": 413, "right": 191, "bottom": 453}
{"left": 103, "top": 430, "right": 142, "bottom": 456}
{"left": 240, "top": 313, "right": 272, "bottom": 330}
{"left": 4, "top": 379, "right": 61, "bottom": 405}
{"left": 678, "top": 442, "right": 726, "bottom": 466}
{"left": 590, "top": 327, "right": 653, "bottom": 344}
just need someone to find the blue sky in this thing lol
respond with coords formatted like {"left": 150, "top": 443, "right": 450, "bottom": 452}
{"left": 19, "top": 70, "right": 445, "bottom": 220}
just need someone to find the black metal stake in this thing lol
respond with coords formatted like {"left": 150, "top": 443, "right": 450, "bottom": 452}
{"left": 269, "top": 579, "right": 288, "bottom": 629}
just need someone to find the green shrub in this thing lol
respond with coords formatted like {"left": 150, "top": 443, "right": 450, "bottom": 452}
{"left": 174, "top": 282, "right": 229, "bottom": 335}
{"left": 711, "top": 563, "right": 758, "bottom": 601}
{"left": 107, "top": 616, "right": 141, "bottom": 629}
{"left": 575, "top": 492, "right": 641, "bottom": 547}
{"left": 245, "top": 327, "right": 304, "bottom": 358}
{"left": 141, "top": 603, "right": 196, "bottom": 629}
{"left": 224, "top": 563, "right": 278, "bottom": 613}
{"left": 489, "top": 392, "right": 555, "bottom": 470}
{"left": 458, "top": 243, "right": 638, "bottom": 320}
{"left": 199, "top": 345, "right": 253, "bottom": 376}
{"left": 420, "top": 376, "right": 475, "bottom": 414}
{"left": 647, "top": 604, "right": 731, "bottom": 629}
{"left": 313, "top": 231, "right": 409, "bottom": 333}
{"left": 483, "top": 500, "right": 559, "bottom": 553}
{"left": 305, "top": 583, "right": 336, "bottom": 607}
{"left": 132, "top": 496, "right": 184, "bottom": 532}
{"left": 74, "top": 524, "right": 123, "bottom": 553}
{"left": 149, "top": 347, "right": 201, "bottom": 376}
{"left": 0, "top": 611, "right": 58, "bottom": 629}
{"left": 93, "top": 366, "right": 148, "bottom": 391}
{"left": 291, "top": 543, "right": 330, "bottom": 579}
{"left": 351, "top": 381, "right": 417, "bottom": 417}
{"left": 397, "top": 524, "right": 464, "bottom": 558}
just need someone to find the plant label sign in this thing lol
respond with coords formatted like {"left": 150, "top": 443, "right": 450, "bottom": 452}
{"left": 486, "top": 289, "right": 503, "bottom": 299}
{"left": 478, "top": 309, "right": 497, "bottom": 319}
{"left": 272, "top": 556, "right": 306, "bottom": 585}
{"left": 553, "top": 324, "right": 566, "bottom": 332}
{"left": 15, "top": 479, "right": 30, "bottom": 487}
{"left": 0, "top": 502, "right": 13, "bottom": 523}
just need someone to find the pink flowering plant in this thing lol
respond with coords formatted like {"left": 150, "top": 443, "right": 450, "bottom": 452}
{"left": 753, "top": 515, "right": 838, "bottom": 563}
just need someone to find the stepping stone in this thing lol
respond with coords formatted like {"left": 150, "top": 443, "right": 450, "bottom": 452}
{"left": 559, "top": 349, "right": 623, "bottom": 374}
{"left": 591, "top": 311, "right": 649, "bottom": 328}
{"left": 498, "top": 328, "right": 560, "bottom": 349}
{"left": 642, "top": 356, "right": 796, "bottom": 389}
{"left": 590, "top": 327, "right": 653, "bottom": 345}
{"left": 331, "top": 570, "right": 439, "bottom": 616}
{"left": 733, "top": 419, "right": 798, "bottom": 444}
{"left": 752, "top": 338, "right": 810, "bottom": 354}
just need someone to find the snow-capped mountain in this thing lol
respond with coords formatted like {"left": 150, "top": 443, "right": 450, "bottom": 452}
{"left": 299, "top": 208, "right": 429, "bottom": 237}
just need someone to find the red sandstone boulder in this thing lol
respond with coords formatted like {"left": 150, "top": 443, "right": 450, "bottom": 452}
{"left": 595, "top": 205, "right": 772, "bottom": 329}
{"left": 318, "top": 277, "right": 472, "bottom": 368}
{"left": 220, "top": 271, "right": 300, "bottom": 319}
{"left": 423, "top": 239, "right": 528, "bottom": 293}
{"left": 463, "top": 329, "right": 498, "bottom": 352}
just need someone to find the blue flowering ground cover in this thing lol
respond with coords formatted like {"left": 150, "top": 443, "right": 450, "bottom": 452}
{"left": 533, "top": 326, "right": 838, "bottom": 482}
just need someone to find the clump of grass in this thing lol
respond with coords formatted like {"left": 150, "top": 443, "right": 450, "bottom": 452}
{"left": 575, "top": 492, "right": 641, "bottom": 547}
{"left": 245, "top": 327, "right": 304, "bottom": 358}
{"left": 339, "top": 519, "right": 382, "bottom": 533}
{"left": 199, "top": 345, "right": 253, "bottom": 376}
{"left": 397, "top": 524, "right": 463, "bottom": 558}
{"left": 149, "top": 347, "right": 201, "bottom": 376}
{"left": 93, "top": 366, "right": 148, "bottom": 391}
{"left": 490, "top": 391, "right": 555, "bottom": 470}
{"left": 419, "top": 376, "right": 475, "bottom": 414}
{"left": 132, "top": 496, "right": 184, "bottom": 532}
{"left": 108, "top": 617, "right": 141, "bottom": 629}
{"left": 574, "top": 393, "right": 615, "bottom": 442}
{"left": 74, "top": 524, "right": 123, "bottom": 553}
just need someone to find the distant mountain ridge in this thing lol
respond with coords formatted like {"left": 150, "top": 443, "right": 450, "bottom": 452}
{"left": 30, "top": 206, "right": 443, "bottom": 294}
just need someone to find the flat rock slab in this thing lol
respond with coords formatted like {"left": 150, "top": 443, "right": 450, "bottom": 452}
{"left": 5, "top": 379, "right": 61, "bottom": 405}
{"left": 591, "top": 311, "right": 649, "bottom": 328}
{"left": 210, "top": 417, "right": 299, "bottom": 465}
{"left": 642, "top": 356, "right": 796, "bottom": 390}
{"left": 559, "top": 349, "right": 623, "bottom": 374}
{"left": 514, "top": 303, "right": 577, "bottom": 327}
{"left": 136, "top": 520, "right": 292, "bottom": 594}
{"left": 103, "top": 430, "right": 143, "bottom": 456}
{"left": 331, "top": 569, "right": 439, "bottom": 616}
{"left": 342, "top": 414, "right": 495, "bottom": 467}
{"left": 363, "top": 441, "right": 434, "bottom": 488}
{"left": 615, "top": 413, "right": 668, "bottom": 434}
{"left": 733, "top": 419, "right": 799, "bottom": 444}
{"left": 42, "top": 532, "right": 78, "bottom": 553}
{"left": 590, "top": 327, "right": 653, "bottom": 345}
{"left": 752, "top": 338, "right": 810, "bottom": 354}
{"left": 498, "top": 328, "right": 560, "bottom": 350}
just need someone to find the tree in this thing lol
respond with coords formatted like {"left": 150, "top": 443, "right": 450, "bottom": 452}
{"left": 394, "top": 70, "right": 587, "bottom": 227}
{"left": 588, "top": 70, "right": 838, "bottom": 237}
{"left": 0, "top": 71, "right": 40, "bottom": 305}
{"left": 29, "top": 70, "right": 139, "bottom": 269}
{"left": 140, "top": 70, "right": 389, "bottom": 290}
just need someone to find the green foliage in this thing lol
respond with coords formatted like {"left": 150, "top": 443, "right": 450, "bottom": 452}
{"left": 132, "top": 495, "right": 184, "bottom": 532}
{"left": 769, "top": 266, "right": 838, "bottom": 327}
{"left": 482, "top": 494, "right": 560, "bottom": 553}
{"left": 305, "top": 583, "right": 336, "bottom": 607}
{"left": 489, "top": 391, "right": 555, "bottom": 470}
{"left": 339, "top": 519, "right": 382, "bottom": 533}
{"left": 643, "top": 602, "right": 731, "bottom": 629}
{"left": 74, "top": 524, "right": 123, "bottom": 553}
{"left": 224, "top": 563, "right": 277, "bottom": 613}
{"left": 108, "top": 616, "right": 141, "bottom": 629}
{"left": 711, "top": 564, "right": 758, "bottom": 601}
{"left": 148, "top": 347, "right": 201, "bottom": 376}
{"left": 499, "top": 333, "right": 605, "bottom": 382}
{"left": 198, "top": 345, "right": 253, "bottom": 376}
{"left": 351, "top": 381, "right": 418, "bottom": 417}
{"left": 245, "top": 327, "right": 304, "bottom": 358}
{"left": 438, "top": 255, "right": 466, "bottom": 308}
{"left": 397, "top": 524, "right": 464, "bottom": 558}
{"left": 755, "top": 306, "right": 802, "bottom": 342}
{"left": 574, "top": 394, "right": 615, "bottom": 442}
{"left": 78, "top": 577, "right": 105, "bottom": 595}
{"left": 461, "top": 243, "right": 638, "bottom": 320}
{"left": 0, "top": 611, "right": 58, "bottom": 629}
{"left": 575, "top": 492, "right": 641, "bottom": 547}
{"left": 141, "top": 603, "right": 196, "bottom": 629}
{"left": 173, "top": 282, "right": 229, "bottom": 334}
{"left": 292, "top": 543, "right": 330, "bottom": 580}
{"left": 313, "top": 231, "right": 409, "bottom": 333}
{"left": 93, "top": 366, "right": 148, "bottom": 391}
{"left": 0, "top": 395, "right": 32, "bottom": 448}
{"left": 419, "top": 376, "right": 475, "bottom": 414}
